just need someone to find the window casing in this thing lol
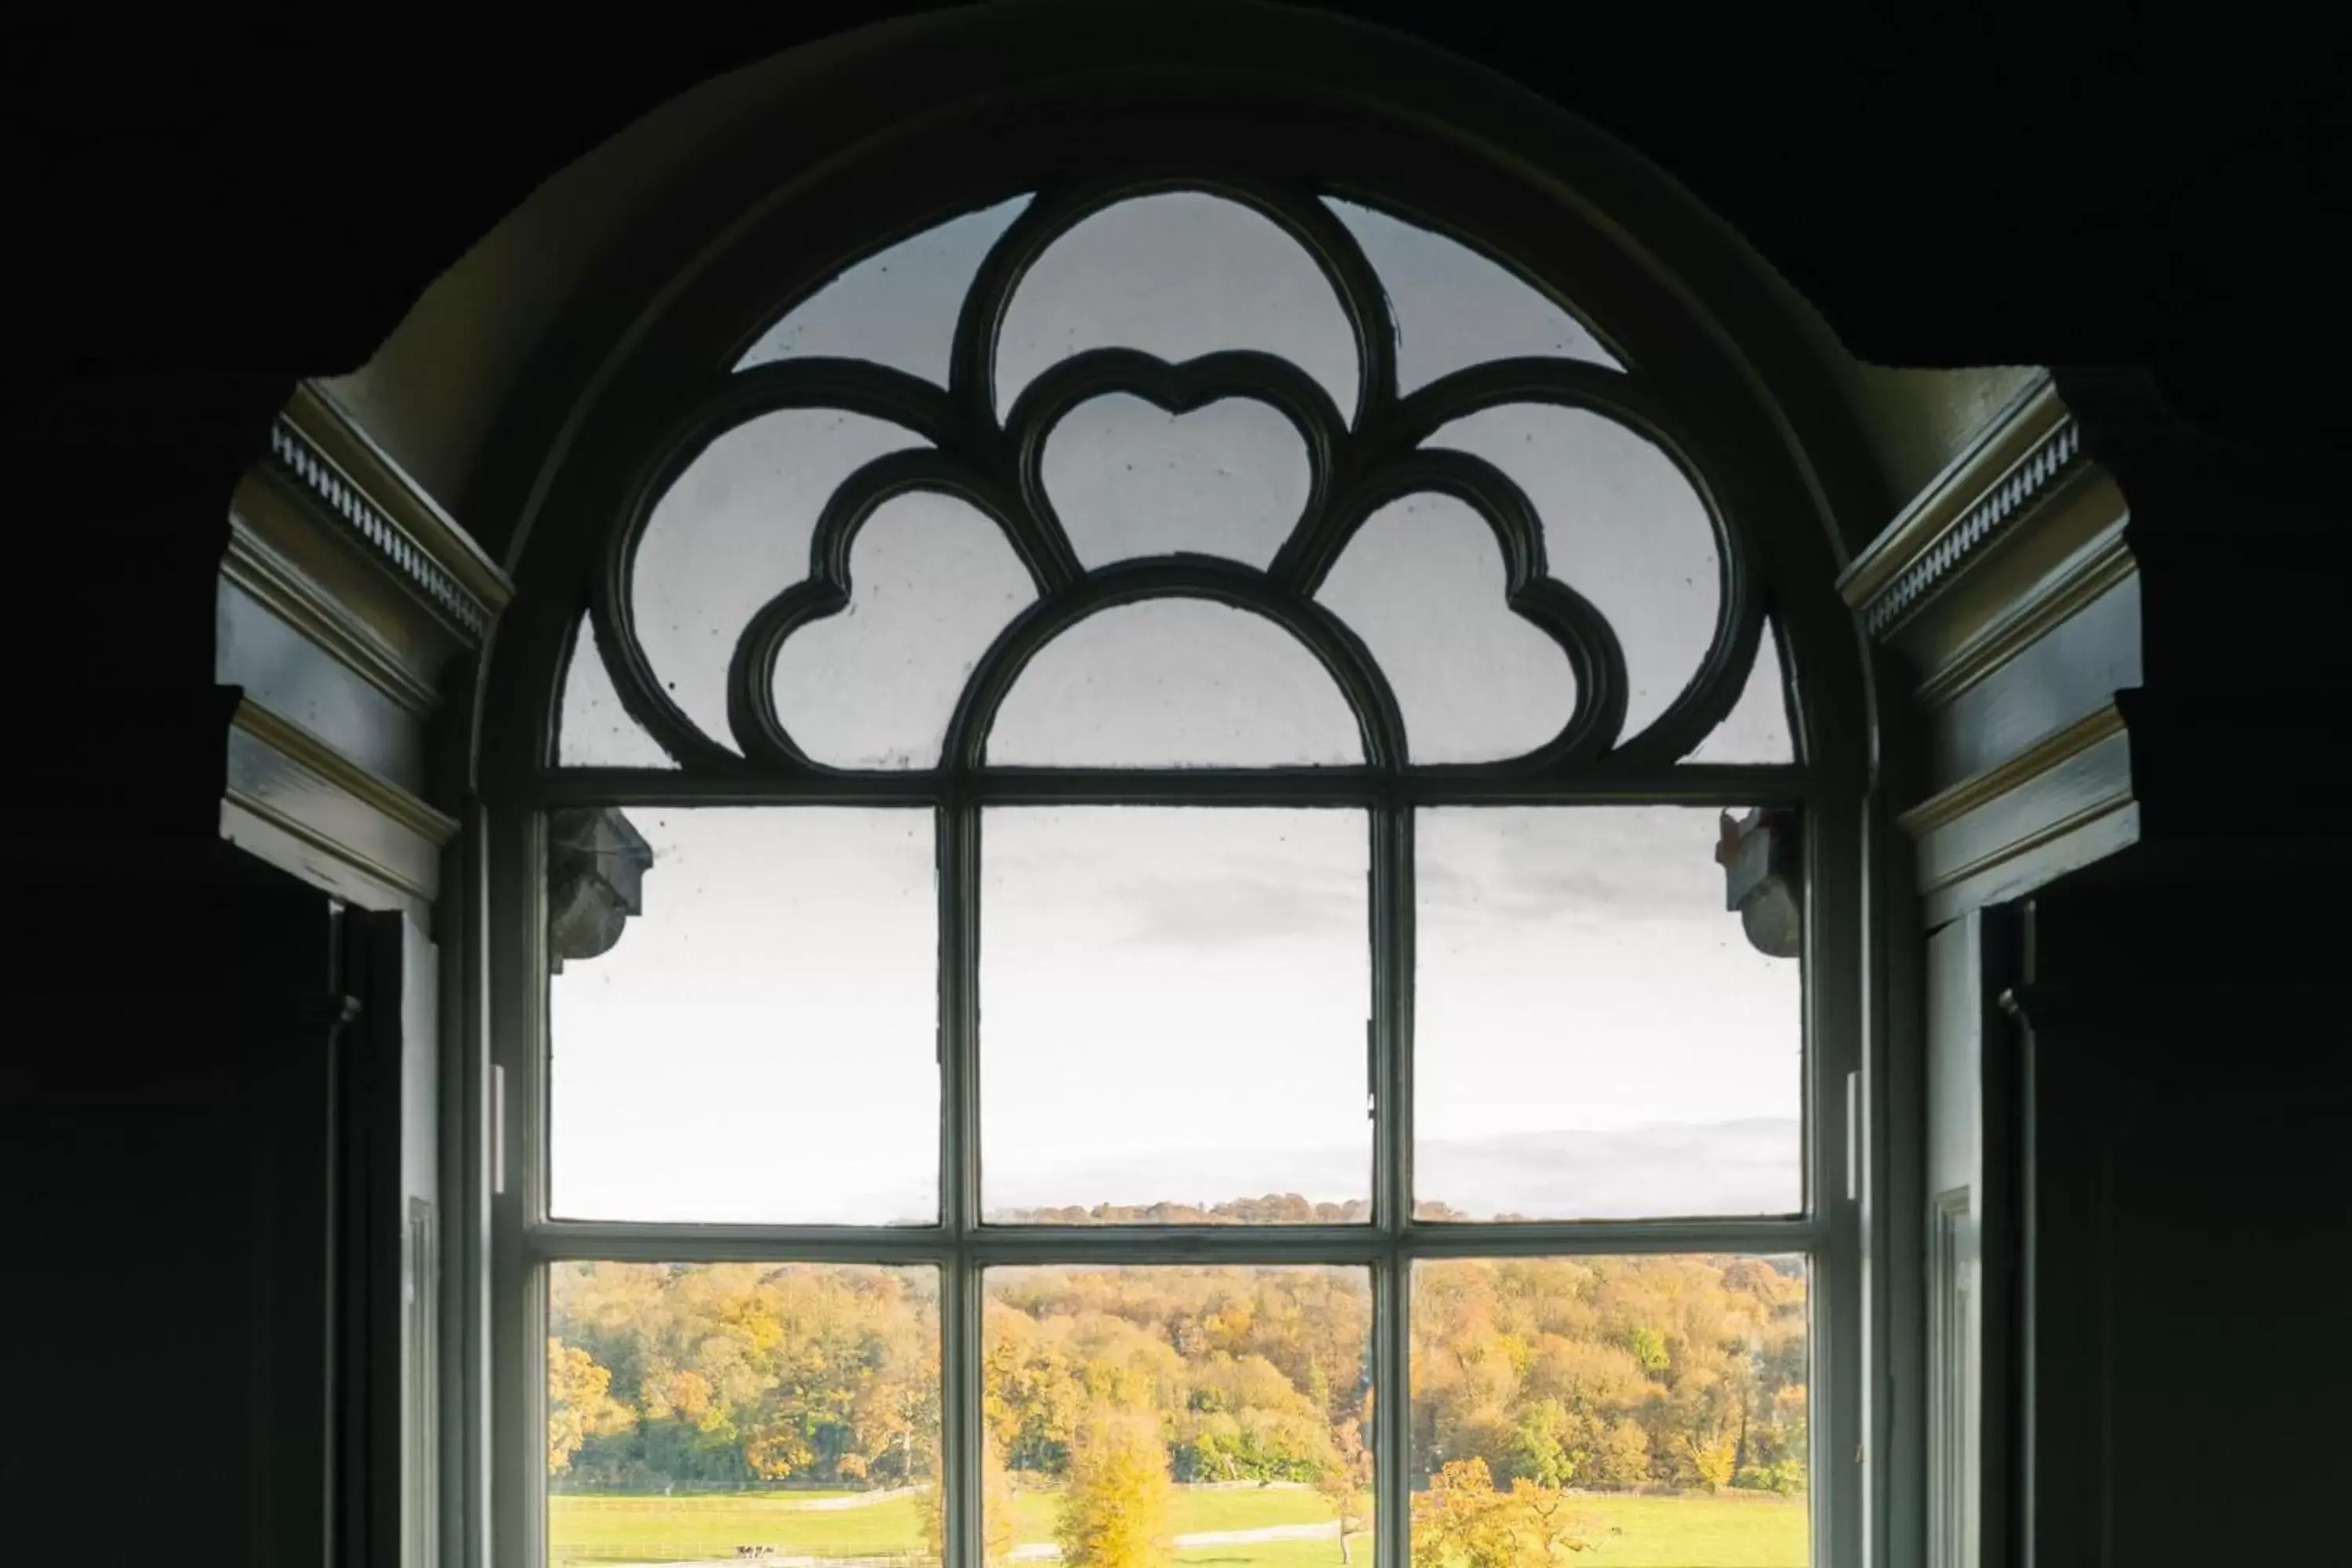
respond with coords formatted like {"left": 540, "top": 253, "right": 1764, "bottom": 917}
{"left": 485, "top": 100, "right": 1867, "bottom": 1568}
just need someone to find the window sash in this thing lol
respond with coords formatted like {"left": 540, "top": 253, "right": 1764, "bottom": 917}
{"left": 507, "top": 782, "right": 1834, "bottom": 1568}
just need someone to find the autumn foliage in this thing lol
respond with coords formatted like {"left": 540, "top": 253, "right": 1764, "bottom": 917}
{"left": 1056, "top": 1406, "right": 1177, "bottom": 1568}
{"left": 1411, "top": 1457, "right": 1607, "bottom": 1568}
{"left": 546, "top": 1246, "right": 1809, "bottom": 1546}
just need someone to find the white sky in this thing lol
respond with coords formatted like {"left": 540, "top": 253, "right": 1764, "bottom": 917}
{"left": 550, "top": 191, "right": 1801, "bottom": 1225}
{"left": 550, "top": 804, "right": 1798, "bottom": 1224}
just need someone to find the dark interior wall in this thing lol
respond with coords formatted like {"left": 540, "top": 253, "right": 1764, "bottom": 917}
{"left": 8, "top": 844, "right": 353, "bottom": 1562}
{"left": 5, "top": 7, "right": 2345, "bottom": 1564}
{"left": 2008, "top": 855, "right": 2351, "bottom": 1565}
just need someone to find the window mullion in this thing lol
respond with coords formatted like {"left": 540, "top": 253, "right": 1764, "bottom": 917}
{"left": 944, "top": 1250, "right": 982, "bottom": 1568}
{"left": 1374, "top": 802, "right": 1414, "bottom": 1232}
{"left": 1374, "top": 1250, "right": 1410, "bottom": 1568}
{"left": 943, "top": 797, "right": 980, "bottom": 1238}
{"left": 942, "top": 797, "right": 982, "bottom": 1568}
{"left": 1373, "top": 800, "right": 1413, "bottom": 1568}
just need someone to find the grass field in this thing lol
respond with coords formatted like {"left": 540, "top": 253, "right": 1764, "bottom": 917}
{"left": 549, "top": 1483, "right": 1806, "bottom": 1567}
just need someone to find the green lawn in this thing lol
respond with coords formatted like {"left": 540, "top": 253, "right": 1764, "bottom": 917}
{"left": 1529, "top": 1492, "right": 1806, "bottom": 1567}
{"left": 550, "top": 1490, "right": 932, "bottom": 1563}
{"left": 1169, "top": 1487, "right": 1343, "bottom": 1533}
{"left": 1176, "top": 1536, "right": 1373, "bottom": 1568}
{"left": 550, "top": 1484, "right": 1805, "bottom": 1567}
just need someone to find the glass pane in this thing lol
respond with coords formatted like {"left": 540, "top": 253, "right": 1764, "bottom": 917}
{"left": 985, "top": 1265, "right": 1374, "bottom": 1568}
{"left": 1689, "top": 624, "right": 1797, "bottom": 764}
{"left": 1044, "top": 393, "right": 1309, "bottom": 568}
{"left": 548, "top": 808, "right": 938, "bottom": 1224}
{"left": 1414, "top": 808, "right": 1802, "bottom": 1220}
{"left": 997, "top": 193, "right": 1359, "bottom": 421}
{"left": 981, "top": 808, "right": 1371, "bottom": 1219}
{"left": 1316, "top": 496, "right": 1575, "bottom": 763}
{"left": 987, "top": 601, "right": 1363, "bottom": 768}
{"left": 548, "top": 1261, "right": 940, "bottom": 1566}
{"left": 557, "top": 615, "right": 674, "bottom": 768}
{"left": 1427, "top": 406, "right": 1719, "bottom": 744}
{"left": 774, "top": 492, "right": 1036, "bottom": 769}
{"left": 1411, "top": 1256, "right": 1809, "bottom": 1566}
{"left": 1326, "top": 197, "right": 1621, "bottom": 392}
{"left": 633, "top": 411, "right": 929, "bottom": 753}
{"left": 736, "top": 195, "right": 1031, "bottom": 383}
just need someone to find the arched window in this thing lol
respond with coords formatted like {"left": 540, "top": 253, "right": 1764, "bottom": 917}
{"left": 495, "top": 86, "right": 1859, "bottom": 1568}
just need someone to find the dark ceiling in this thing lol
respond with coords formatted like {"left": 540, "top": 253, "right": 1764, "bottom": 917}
{"left": 15, "top": 5, "right": 2343, "bottom": 446}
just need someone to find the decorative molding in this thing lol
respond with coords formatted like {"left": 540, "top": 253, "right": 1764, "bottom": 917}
{"left": 1919, "top": 795, "right": 2139, "bottom": 930}
{"left": 1906, "top": 700, "right": 2139, "bottom": 924}
{"left": 1898, "top": 701, "right": 2128, "bottom": 839}
{"left": 1841, "top": 376, "right": 2095, "bottom": 639}
{"left": 1914, "top": 520, "right": 2138, "bottom": 709}
{"left": 266, "top": 420, "right": 488, "bottom": 641}
{"left": 267, "top": 382, "right": 511, "bottom": 644}
{"left": 222, "top": 789, "right": 434, "bottom": 909}
{"left": 1864, "top": 421, "right": 2085, "bottom": 637}
{"left": 1928, "top": 788, "right": 2128, "bottom": 895}
{"left": 221, "top": 516, "right": 444, "bottom": 715}
{"left": 231, "top": 697, "right": 459, "bottom": 847}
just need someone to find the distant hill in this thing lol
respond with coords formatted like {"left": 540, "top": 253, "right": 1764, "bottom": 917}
{"left": 984, "top": 1117, "right": 1802, "bottom": 1222}
{"left": 1416, "top": 1117, "right": 1802, "bottom": 1219}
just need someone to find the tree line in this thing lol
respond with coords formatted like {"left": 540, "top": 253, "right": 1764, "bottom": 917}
{"left": 549, "top": 1238, "right": 1807, "bottom": 1559}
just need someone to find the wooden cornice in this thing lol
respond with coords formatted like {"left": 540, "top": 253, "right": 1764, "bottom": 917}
{"left": 220, "top": 514, "right": 444, "bottom": 715}
{"left": 1896, "top": 702, "right": 2129, "bottom": 840}
{"left": 230, "top": 698, "right": 459, "bottom": 847}
{"left": 270, "top": 381, "right": 513, "bottom": 644}
{"left": 1912, "top": 516, "right": 2136, "bottom": 709}
{"left": 1839, "top": 373, "right": 2095, "bottom": 639}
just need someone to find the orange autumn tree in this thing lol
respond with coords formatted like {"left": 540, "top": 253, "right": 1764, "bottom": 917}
{"left": 1410, "top": 1457, "right": 1605, "bottom": 1568}
{"left": 546, "top": 1337, "right": 633, "bottom": 1473}
{"left": 1317, "top": 1412, "right": 1376, "bottom": 1563}
{"left": 1058, "top": 1405, "right": 1176, "bottom": 1568}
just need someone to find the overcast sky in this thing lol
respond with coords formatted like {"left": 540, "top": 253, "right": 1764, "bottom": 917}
{"left": 549, "top": 802, "right": 1799, "bottom": 1225}
{"left": 550, "top": 191, "right": 1802, "bottom": 1225}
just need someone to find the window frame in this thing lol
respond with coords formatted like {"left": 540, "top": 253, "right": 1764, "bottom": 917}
{"left": 481, "top": 91, "right": 1870, "bottom": 1568}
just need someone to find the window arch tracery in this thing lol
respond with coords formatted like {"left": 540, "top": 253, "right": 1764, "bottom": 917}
{"left": 553, "top": 180, "right": 1795, "bottom": 785}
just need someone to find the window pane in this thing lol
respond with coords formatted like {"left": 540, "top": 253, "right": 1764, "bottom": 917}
{"left": 1045, "top": 393, "right": 1310, "bottom": 568}
{"left": 1316, "top": 496, "right": 1575, "bottom": 763}
{"left": 1411, "top": 1256, "right": 1809, "bottom": 1567}
{"left": 986, "top": 602, "right": 1363, "bottom": 768}
{"left": 548, "top": 1261, "right": 940, "bottom": 1566}
{"left": 1325, "top": 197, "right": 1621, "bottom": 391}
{"left": 1426, "top": 406, "right": 1719, "bottom": 745}
{"left": 981, "top": 808, "right": 1371, "bottom": 1219}
{"left": 1414, "top": 808, "right": 1802, "bottom": 1221}
{"left": 633, "top": 411, "right": 929, "bottom": 753}
{"left": 557, "top": 615, "right": 675, "bottom": 768}
{"left": 774, "top": 492, "right": 1036, "bottom": 768}
{"left": 998, "top": 193, "right": 1359, "bottom": 420}
{"left": 548, "top": 808, "right": 938, "bottom": 1224}
{"left": 1688, "top": 625, "right": 1797, "bottom": 764}
{"left": 985, "top": 1265, "right": 1374, "bottom": 1568}
{"left": 737, "top": 196, "right": 1031, "bottom": 384}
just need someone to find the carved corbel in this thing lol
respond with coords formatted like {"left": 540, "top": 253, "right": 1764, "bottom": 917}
{"left": 547, "top": 808, "right": 654, "bottom": 971}
{"left": 1717, "top": 807, "right": 1802, "bottom": 958}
